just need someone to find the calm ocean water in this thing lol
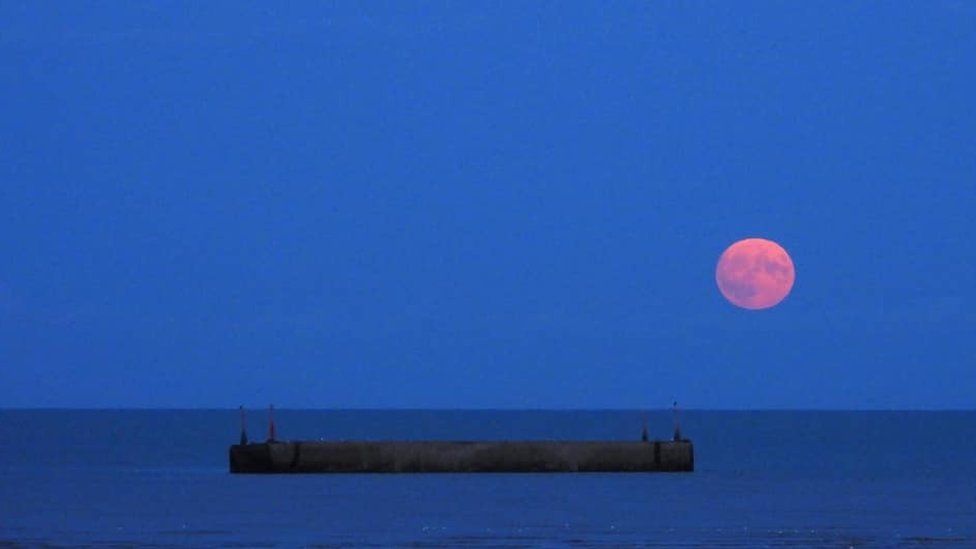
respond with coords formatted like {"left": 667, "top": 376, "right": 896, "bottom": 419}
{"left": 0, "top": 410, "right": 973, "bottom": 547}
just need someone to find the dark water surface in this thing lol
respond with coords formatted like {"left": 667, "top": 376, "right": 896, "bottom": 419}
{"left": 1, "top": 410, "right": 973, "bottom": 547}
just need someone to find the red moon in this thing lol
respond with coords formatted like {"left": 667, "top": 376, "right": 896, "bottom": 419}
{"left": 716, "top": 238, "right": 795, "bottom": 310}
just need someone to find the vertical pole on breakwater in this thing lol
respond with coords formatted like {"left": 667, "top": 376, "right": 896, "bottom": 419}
{"left": 268, "top": 404, "right": 277, "bottom": 442}
{"left": 239, "top": 405, "right": 248, "bottom": 445}
{"left": 672, "top": 401, "right": 682, "bottom": 441}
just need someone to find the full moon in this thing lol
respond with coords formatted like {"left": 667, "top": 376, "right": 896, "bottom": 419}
{"left": 716, "top": 238, "right": 795, "bottom": 310}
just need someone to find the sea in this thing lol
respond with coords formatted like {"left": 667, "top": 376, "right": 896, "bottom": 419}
{"left": 0, "top": 410, "right": 973, "bottom": 547}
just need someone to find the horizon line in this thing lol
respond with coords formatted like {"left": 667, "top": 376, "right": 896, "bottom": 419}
{"left": 1, "top": 406, "right": 973, "bottom": 412}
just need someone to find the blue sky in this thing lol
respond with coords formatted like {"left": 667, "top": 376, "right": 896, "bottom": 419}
{"left": 1, "top": 2, "right": 973, "bottom": 408}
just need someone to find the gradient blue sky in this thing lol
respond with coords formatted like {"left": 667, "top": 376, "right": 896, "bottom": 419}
{"left": 2, "top": 2, "right": 973, "bottom": 409}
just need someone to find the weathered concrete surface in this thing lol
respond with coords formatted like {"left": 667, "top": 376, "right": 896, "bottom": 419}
{"left": 229, "top": 440, "right": 693, "bottom": 473}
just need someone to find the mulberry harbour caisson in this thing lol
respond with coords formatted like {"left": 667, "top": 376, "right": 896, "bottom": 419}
{"left": 229, "top": 405, "right": 694, "bottom": 474}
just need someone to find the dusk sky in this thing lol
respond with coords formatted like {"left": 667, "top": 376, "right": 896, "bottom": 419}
{"left": 2, "top": 2, "right": 973, "bottom": 409}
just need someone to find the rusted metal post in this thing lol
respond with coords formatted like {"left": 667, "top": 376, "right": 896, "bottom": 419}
{"left": 672, "top": 401, "right": 682, "bottom": 442}
{"left": 239, "top": 405, "right": 248, "bottom": 445}
{"left": 267, "top": 404, "right": 277, "bottom": 442}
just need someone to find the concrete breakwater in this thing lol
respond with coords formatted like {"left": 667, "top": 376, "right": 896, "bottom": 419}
{"left": 229, "top": 440, "right": 694, "bottom": 473}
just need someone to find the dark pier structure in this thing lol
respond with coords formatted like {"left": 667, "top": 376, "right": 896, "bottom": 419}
{"left": 229, "top": 405, "right": 694, "bottom": 474}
